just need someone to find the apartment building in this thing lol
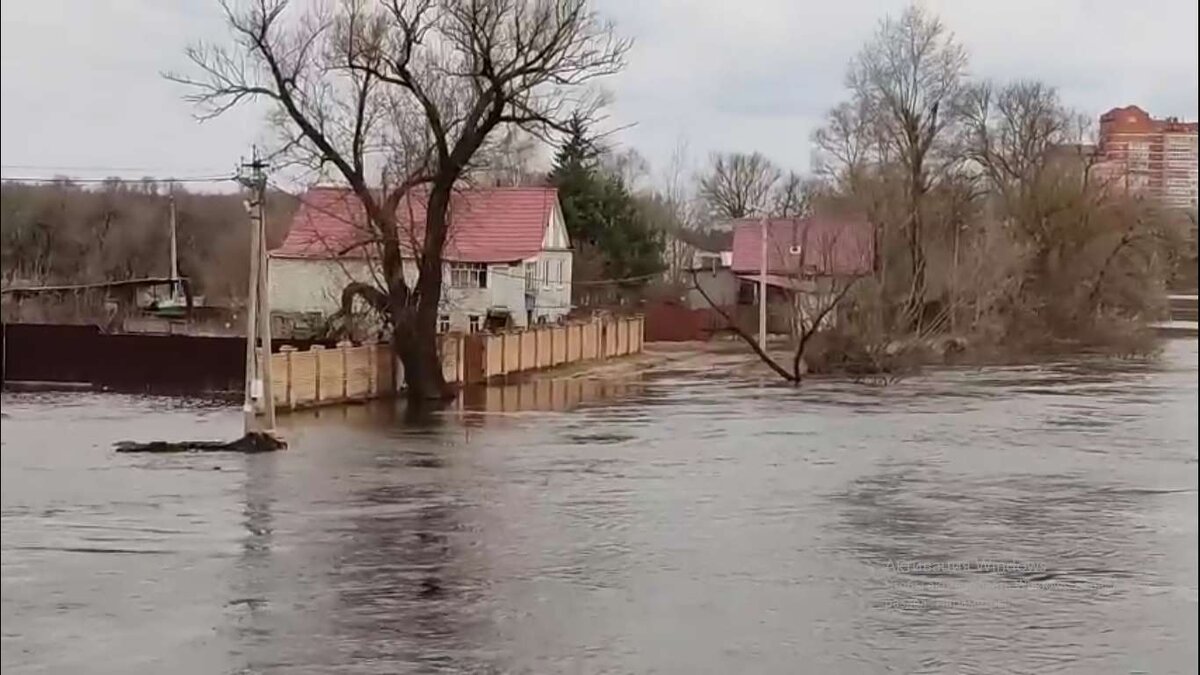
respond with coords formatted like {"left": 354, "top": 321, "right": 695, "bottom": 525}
{"left": 1096, "top": 105, "right": 1198, "bottom": 210}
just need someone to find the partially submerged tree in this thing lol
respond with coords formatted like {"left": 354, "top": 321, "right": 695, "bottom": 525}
{"left": 827, "top": 4, "right": 968, "bottom": 327}
{"left": 962, "top": 80, "right": 1184, "bottom": 340}
{"left": 689, "top": 221, "right": 864, "bottom": 384}
{"left": 170, "top": 0, "right": 628, "bottom": 401}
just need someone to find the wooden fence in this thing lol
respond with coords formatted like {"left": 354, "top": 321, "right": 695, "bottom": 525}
{"left": 269, "top": 315, "right": 644, "bottom": 410}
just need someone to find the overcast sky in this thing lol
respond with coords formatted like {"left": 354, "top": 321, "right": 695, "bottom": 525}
{"left": 2, "top": 0, "right": 1196, "bottom": 189}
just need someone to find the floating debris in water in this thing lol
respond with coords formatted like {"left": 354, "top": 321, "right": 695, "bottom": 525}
{"left": 114, "top": 432, "right": 286, "bottom": 454}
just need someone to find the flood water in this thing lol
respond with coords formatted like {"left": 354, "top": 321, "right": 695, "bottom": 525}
{"left": 2, "top": 341, "right": 1197, "bottom": 674}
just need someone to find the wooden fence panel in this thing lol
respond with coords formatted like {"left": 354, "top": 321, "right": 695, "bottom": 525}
{"left": 567, "top": 324, "right": 582, "bottom": 362}
{"left": 520, "top": 331, "right": 536, "bottom": 370}
{"left": 485, "top": 334, "right": 503, "bottom": 379}
{"left": 536, "top": 328, "right": 552, "bottom": 368}
{"left": 551, "top": 327, "right": 567, "bottom": 365}
{"left": 317, "top": 346, "right": 344, "bottom": 402}
{"left": 345, "top": 346, "right": 372, "bottom": 399}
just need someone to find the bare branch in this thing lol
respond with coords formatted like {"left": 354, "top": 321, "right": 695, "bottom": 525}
{"left": 689, "top": 269, "right": 796, "bottom": 382}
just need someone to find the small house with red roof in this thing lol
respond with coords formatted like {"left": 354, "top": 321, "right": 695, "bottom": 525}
{"left": 269, "top": 186, "right": 571, "bottom": 334}
{"left": 685, "top": 215, "right": 874, "bottom": 332}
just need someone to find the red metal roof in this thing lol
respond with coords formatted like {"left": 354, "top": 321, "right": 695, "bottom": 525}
{"left": 272, "top": 186, "right": 560, "bottom": 263}
{"left": 729, "top": 216, "right": 874, "bottom": 277}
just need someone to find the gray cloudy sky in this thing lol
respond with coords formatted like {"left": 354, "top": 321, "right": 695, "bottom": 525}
{"left": 2, "top": 0, "right": 1196, "bottom": 188}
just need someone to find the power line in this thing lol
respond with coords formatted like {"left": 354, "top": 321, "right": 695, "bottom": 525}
{"left": 1, "top": 163, "right": 233, "bottom": 174}
{"left": 0, "top": 174, "right": 236, "bottom": 185}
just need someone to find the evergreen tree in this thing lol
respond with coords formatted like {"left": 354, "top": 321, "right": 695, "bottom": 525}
{"left": 549, "top": 115, "right": 663, "bottom": 296}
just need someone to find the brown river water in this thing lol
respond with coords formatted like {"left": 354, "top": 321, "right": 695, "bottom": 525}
{"left": 2, "top": 340, "right": 1197, "bottom": 674}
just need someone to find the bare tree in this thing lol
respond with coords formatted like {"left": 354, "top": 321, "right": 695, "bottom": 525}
{"left": 690, "top": 219, "right": 865, "bottom": 383}
{"left": 771, "top": 172, "right": 820, "bottom": 218}
{"left": 603, "top": 147, "right": 650, "bottom": 190}
{"left": 962, "top": 81, "right": 1079, "bottom": 203}
{"left": 648, "top": 139, "right": 710, "bottom": 286}
{"left": 841, "top": 3, "right": 968, "bottom": 327}
{"left": 697, "top": 151, "right": 781, "bottom": 220}
{"left": 169, "top": 0, "right": 628, "bottom": 401}
{"left": 475, "top": 125, "right": 544, "bottom": 187}
{"left": 962, "top": 80, "right": 1183, "bottom": 331}
{"left": 813, "top": 99, "right": 881, "bottom": 194}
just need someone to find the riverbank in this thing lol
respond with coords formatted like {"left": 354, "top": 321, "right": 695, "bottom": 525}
{"left": 567, "top": 329, "right": 1199, "bottom": 386}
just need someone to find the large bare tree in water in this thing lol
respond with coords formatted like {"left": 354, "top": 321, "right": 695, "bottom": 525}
{"left": 169, "top": 0, "right": 628, "bottom": 401}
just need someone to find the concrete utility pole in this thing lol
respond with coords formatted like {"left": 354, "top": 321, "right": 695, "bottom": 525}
{"left": 168, "top": 191, "right": 179, "bottom": 290}
{"left": 236, "top": 149, "right": 275, "bottom": 433}
{"left": 759, "top": 215, "right": 768, "bottom": 350}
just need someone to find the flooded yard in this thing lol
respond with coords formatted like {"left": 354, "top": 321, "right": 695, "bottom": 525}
{"left": 2, "top": 340, "right": 1197, "bottom": 673}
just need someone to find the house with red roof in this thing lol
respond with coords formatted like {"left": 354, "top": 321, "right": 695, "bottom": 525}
{"left": 685, "top": 215, "right": 874, "bottom": 332}
{"left": 269, "top": 186, "right": 571, "bottom": 334}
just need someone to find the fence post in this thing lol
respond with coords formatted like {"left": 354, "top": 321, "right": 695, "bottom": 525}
{"left": 337, "top": 340, "right": 352, "bottom": 400}
{"left": 311, "top": 345, "right": 325, "bottom": 403}
{"left": 500, "top": 332, "right": 508, "bottom": 375}
{"left": 280, "top": 345, "right": 297, "bottom": 410}
{"left": 366, "top": 341, "right": 377, "bottom": 397}
{"left": 457, "top": 334, "right": 465, "bottom": 383}
{"left": 564, "top": 322, "right": 572, "bottom": 363}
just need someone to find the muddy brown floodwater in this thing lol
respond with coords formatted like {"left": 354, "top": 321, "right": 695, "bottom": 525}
{"left": 2, "top": 341, "right": 1197, "bottom": 674}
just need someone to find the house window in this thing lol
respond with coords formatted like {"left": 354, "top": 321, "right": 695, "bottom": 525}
{"left": 524, "top": 262, "right": 537, "bottom": 290}
{"left": 450, "top": 262, "right": 488, "bottom": 289}
{"left": 554, "top": 259, "right": 564, "bottom": 284}
{"left": 438, "top": 315, "right": 450, "bottom": 333}
{"left": 468, "top": 315, "right": 482, "bottom": 333}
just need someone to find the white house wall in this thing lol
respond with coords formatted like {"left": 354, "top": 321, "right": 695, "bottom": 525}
{"left": 686, "top": 268, "right": 739, "bottom": 309}
{"left": 441, "top": 261, "right": 526, "bottom": 330}
{"left": 526, "top": 249, "right": 572, "bottom": 324}
{"left": 269, "top": 257, "right": 376, "bottom": 314}
{"left": 269, "top": 199, "right": 574, "bottom": 330}
{"left": 542, "top": 203, "right": 570, "bottom": 249}
{"left": 269, "top": 255, "right": 573, "bottom": 330}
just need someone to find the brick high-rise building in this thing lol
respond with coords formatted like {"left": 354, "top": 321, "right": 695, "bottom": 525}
{"left": 1096, "top": 105, "right": 1198, "bottom": 210}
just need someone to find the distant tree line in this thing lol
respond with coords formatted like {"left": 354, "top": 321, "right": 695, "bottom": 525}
{"left": 6, "top": 1, "right": 1190, "bottom": 377}
{"left": 0, "top": 180, "right": 295, "bottom": 303}
{"left": 661, "top": 5, "right": 1193, "bottom": 365}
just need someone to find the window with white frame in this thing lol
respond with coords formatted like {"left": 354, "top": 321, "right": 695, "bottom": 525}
{"left": 468, "top": 315, "right": 482, "bottom": 333}
{"left": 524, "top": 262, "right": 537, "bottom": 290}
{"left": 450, "top": 262, "right": 488, "bottom": 288}
{"left": 438, "top": 315, "right": 450, "bottom": 333}
{"left": 553, "top": 259, "right": 564, "bottom": 284}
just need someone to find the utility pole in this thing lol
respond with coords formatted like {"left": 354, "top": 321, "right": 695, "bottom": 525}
{"left": 759, "top": 215, "right": 768, "bottom": 350}
{"left": 236, "top": 149, "right": 275, "bottom": 433}
{"left": 951, "top": 223, "right": 961, "bottom": 334}
{"left": 168, "top": 190, "right": 180, "bottom": 300}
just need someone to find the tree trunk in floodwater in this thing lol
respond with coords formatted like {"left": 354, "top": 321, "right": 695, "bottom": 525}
{"left": 383, "top": 183, "right": 453, "bottom": 405}
{"left": 394, "top": 322, "right": 448, "bottom": 403}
